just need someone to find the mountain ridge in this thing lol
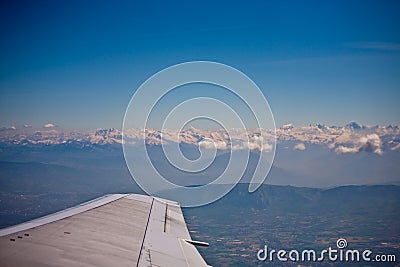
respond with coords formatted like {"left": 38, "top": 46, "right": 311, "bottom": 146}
{"left": 1, "top": 123, "right": 399, "bottom": 155}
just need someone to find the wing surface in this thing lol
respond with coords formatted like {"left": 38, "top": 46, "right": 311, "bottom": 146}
{"left": 0, "top": 194, "right": 209, "bottom": 267}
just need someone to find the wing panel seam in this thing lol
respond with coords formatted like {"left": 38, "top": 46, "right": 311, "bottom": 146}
{"left": 136, "top": 197, "right": 154, "bottom": 267}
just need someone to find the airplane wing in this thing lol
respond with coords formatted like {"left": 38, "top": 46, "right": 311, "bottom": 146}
{"left": 0, "top": 194, "right": 210, "bottom": 267}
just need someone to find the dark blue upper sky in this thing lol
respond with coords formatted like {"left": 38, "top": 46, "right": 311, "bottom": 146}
{"left": 1, "top": 0, "right": 399, "bottom": 129}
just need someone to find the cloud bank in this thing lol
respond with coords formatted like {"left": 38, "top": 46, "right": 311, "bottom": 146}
{"left": 335, "top": 134, "right": 383, "bottom": 155}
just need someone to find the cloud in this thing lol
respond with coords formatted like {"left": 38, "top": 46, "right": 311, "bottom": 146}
{"left": 197, "top": 133, "right": 274, "bottom": 152}
{"left": 43, "top": 123, "right": 57, "bottom": 128}
{"left": 247, "top": 135, "right": 273, "bottom": 152}
{"left": 199, "top": 139, "right": 228, "bottom": 150}
{"left": 293, "top": 143, "right": 306, "bottom": 151}
{"left": 230, "top": 142, "right": 272, "bottom": 152}
{"left": 261, "top": 143, "right": 273, "bottom": 152}
{"left": 335, "top": 134, "right": 383, "bottom": 155}
{"left": 358, "top": 134, "right": 382, "bottom": 155}
{"left": 335, "top": 146, "right": 359, "bottom": 154}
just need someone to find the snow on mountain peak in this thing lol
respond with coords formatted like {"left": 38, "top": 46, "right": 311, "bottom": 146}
{"left": 345, "top": 121, "right": 364, "bottom": 130}
{"left": 0, "top": 124, "right": 399, "bottom": 155}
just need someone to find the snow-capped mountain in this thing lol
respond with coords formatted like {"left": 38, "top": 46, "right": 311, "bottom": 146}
{"left": 1, "top": 123, "right": 399, "bottom": 155}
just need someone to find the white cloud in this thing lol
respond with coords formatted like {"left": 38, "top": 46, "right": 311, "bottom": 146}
{"left": 293, "top": 143, "right": 306, "bottom": 151}
{"left": 261, "top": 143, "right": 273, "bottom": 152}
{"left": 43, "top": 123, "right": 56, "bottom": 128}
{"left": 199, "top": 140, "right": 227, "bottom": 150}
{"left": 232, "top": 136, "right": 273, "bottom": 152}
{"left": 358, "top": 134, "right": 382, "bottom": 155}
{"left": 335, "top": 134, "right": 383, "bottom": 155}
{"left": 335, "top": 145, "right": 359, "bottom": 154}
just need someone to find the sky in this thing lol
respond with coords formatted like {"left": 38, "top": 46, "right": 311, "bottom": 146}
{"left": 0, "top": 0, "right": 399, "bottom": 130}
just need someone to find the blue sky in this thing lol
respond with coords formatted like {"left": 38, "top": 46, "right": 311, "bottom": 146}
{"left": 0, "top": 0, "right": 399, "bottom": 130}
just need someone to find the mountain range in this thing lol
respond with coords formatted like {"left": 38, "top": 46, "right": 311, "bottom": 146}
{"left": 1, "top": 122, "right": 400, "bottom": 189}
{"left": 1, "top": 122, "right": 399, "bottom": 156}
